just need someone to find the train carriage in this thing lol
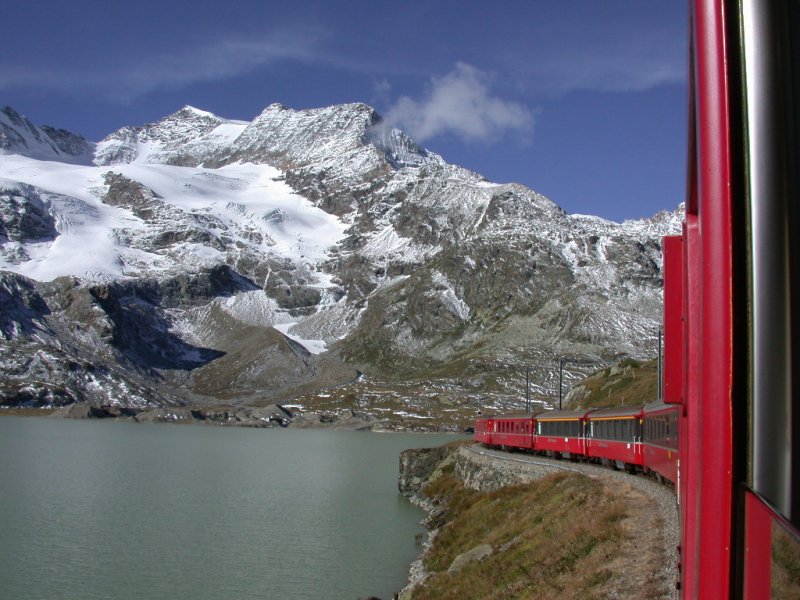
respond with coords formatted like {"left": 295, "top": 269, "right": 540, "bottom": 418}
{"left": 475, "top": 413, "right": 535, "bottom": 450}
{"left": 474, "top": 416, "right": 492, "bottom": 446}
{"left": 493, "top": 413, "right": 535, "bottom": 450}
{"left": 584, "top": 405, "right": 645, "bottom": 470}
{"left": 641, "top": 401, "right": 679, "bottom": 485}
{"left": 668, "top": 1, "right": 800, "bottom": 595}
{"left": 533, "top": 409, "right": 589, "bottom": 458}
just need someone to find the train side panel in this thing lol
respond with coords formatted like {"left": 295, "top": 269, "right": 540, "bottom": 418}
{"left": 534, "top": 410, "right": 589, "bottom": 457}
{"left": 642, "top": 402, "right": 680, "bottom": 484}
{"left": 475, "top": 415, "right": 534, "bottom": 451}
{"left": 474, "top": 418, "right": 491, "bottom": 445}
{"left": 585, "top": 407, "right": 645, "bottom": 468}
{"left": 491, "top": 417, "right": 534, "bottom": 450}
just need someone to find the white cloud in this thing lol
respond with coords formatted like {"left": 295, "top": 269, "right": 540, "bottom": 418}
{"left": 121, "top": 35, "right": 323, "bottom": 97}
{"left": 373, "top": 79, "right": 391, "bottom": 95}
{"left": 0, "top": 30, "right": 325, "bottom": 102}
{"left": 383, "top": 63, "right": 535, "bottom": 144}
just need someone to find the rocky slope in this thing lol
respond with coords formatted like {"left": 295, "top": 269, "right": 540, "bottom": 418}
{"left": 0, "top": 103, "right": 681, "bottom": 423}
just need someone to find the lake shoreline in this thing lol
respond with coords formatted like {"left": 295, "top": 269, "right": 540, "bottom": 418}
{"left": 0, "top": 403, "right": 472, "bottom": 433}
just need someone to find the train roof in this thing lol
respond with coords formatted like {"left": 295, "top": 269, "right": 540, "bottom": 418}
{"left": 585, "top": 405, "right": 645, "bottom": 419}
{"left": 478, "top": 411, "right": 544, "bottom": 420}
{"left": 642, "top": 399, "right": 681, "bottom": 415}
{"left": 535, "top": 408, "right": 591, "bottom": 420}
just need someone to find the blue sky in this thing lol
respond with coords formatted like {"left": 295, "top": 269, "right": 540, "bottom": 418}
{"left": 4, "top": 0, "right": 687, "bottom": 222}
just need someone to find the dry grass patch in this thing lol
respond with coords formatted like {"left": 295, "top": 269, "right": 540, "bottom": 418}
{"left": 569, "top": 358, "right": 659, "bottom": 410}
{"left": 411, "top": 472, "right": 634, "bottom": 599}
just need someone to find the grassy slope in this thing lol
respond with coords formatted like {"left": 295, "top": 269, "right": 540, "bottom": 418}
{"left": 565, "top": 358, "right": 660, "bottom": 410}
{"left": 408, "top": 465, "right": 666, "bottom": 600}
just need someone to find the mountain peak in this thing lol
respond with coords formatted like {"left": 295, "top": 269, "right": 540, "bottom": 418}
{"left": 1, "top": 106, "right": 92, "bottom": 164}
{"left": 94, "top": 104, "right": 246, "bottom": 166}
{"left": 178, "top": 105, "right": 218, "bottom": 119}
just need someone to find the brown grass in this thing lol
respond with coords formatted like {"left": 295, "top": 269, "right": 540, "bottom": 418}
{"left": 569, "top": 358, "right": 660, "bottom": 409}
{"left": 410, "top": 472, "right": 634, "bottom": 599}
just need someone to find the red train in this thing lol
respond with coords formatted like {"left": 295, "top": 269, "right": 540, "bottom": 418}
{"left": 474, "top": 401, "right": 679, "bottom": 485}
{"left": 476, "top": 0, "right": 800, "bottom": 597}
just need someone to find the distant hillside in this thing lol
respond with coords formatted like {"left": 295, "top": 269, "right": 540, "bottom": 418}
{"left": 564, "top": 358, "right": 660, "bottom": 409}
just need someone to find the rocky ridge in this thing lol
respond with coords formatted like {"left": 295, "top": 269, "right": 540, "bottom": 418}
{"left": 0, "top": 103, "right": 681, "bottom": 425}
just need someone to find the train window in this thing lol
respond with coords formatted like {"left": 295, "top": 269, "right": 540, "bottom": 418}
{"left": 741, "top": 0, "right": 800, "bottom": 526}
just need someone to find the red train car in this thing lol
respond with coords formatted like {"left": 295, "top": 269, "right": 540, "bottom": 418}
{"left": 474, "top": 416, "right": 492, "bottom": 446}
{"left": 667, "top": 1, "right": 800, "bottom": 596}
{"left": 584, "top": 405, "right": 644, "bottom": 471}
{"left": 641, "top": 401, "right": 679, "bottom": 486}
{"left": 533, "top": 409, "right": 589, "bottom": 458}
{"left": 482, "top": 413, "right": 535, "bottom": 451}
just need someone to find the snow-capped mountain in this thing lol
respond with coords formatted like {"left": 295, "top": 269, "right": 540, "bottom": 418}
{"left": 0, "top": 103, "right": 681, "bottom": 423}
{"left": 1, "top": 106, "right": 94, "bottom": 163}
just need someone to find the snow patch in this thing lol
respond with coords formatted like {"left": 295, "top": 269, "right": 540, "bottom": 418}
{"left": 274, "top": 322, "right": 328, "bottom": 354}
{"left": 431, "top": 270, "right": 470, "bottom": 321}
{"left": 0, "top": 156, "right": 348, "bottom": 282}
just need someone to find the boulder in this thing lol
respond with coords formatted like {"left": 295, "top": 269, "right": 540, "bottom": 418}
{"left": 447, "top": 543, "right": 493, "bottom": 573}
